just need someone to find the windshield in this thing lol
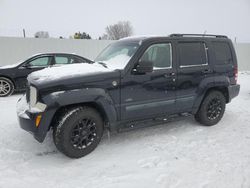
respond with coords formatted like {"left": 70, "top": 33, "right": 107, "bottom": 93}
{"left": 94, "top": 41, "right": 139, "bottom": 70}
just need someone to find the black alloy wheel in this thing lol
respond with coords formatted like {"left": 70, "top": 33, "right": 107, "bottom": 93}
{"left": 70, "top": 118, "right": 98, "bottom": 149}
{"left": 206, "top": 98, "right": 223, "bottom": 120}
{"left": 53, "top": 106, "right": 103, "bottom": 158}
{"left": 195, "top": 90, "right": 226, "bottom": 126}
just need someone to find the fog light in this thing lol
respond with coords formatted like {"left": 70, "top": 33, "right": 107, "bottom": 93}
{"left": 35, "top": 115, "right": 42, "bottom": 127}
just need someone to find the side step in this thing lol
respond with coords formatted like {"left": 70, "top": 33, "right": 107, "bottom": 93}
{"left": 118, "top": 113, "right": 192, "bottom": 133}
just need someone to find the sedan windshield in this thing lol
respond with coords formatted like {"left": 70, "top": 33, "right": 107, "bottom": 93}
{"left": 94, "top": 41, "right": 139, "bottom": 70}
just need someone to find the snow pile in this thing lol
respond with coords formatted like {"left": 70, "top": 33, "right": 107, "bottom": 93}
{"left": 0, "top": 73, "right": 250, "bottom": 188}
{"left": 16, "top": 95, "right": 29, "bottom": 119}
{"left": 101, "top": 54, "right": 131, "bottom": 70}
{"left": 28, "top": 63, "right": 112, "bottom": 83}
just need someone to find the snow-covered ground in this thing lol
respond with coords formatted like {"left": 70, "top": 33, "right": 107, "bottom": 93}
{"left": 0, "top": 73, "right": 250, "bottom": 188}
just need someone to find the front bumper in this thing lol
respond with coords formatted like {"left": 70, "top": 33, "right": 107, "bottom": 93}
{"left": 17, "top": 95, "right": 55, "bottom": 143}
{"left": 228, "top": 84, "right": 240, "bottom": 102}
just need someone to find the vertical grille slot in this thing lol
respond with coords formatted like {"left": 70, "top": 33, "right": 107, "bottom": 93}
{"left": 26, "top": 86, "right": 30, "bottom": 102}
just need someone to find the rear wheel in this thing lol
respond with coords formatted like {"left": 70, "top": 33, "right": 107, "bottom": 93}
{"left": 0, "top": 77, "right": 14, "bottom": 97}
{"left": 53, "top": 106, "right": 103, "bottom": 158}
{"left": 195, "top": 91, "right": 226, "bottom": 126}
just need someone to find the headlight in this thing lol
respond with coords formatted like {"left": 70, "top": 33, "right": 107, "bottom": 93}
{"left": 29, "top": 86, "right": 47, "bottom": 113}
{"left": 30, "top": 86, "right": 37, "bottom": 107}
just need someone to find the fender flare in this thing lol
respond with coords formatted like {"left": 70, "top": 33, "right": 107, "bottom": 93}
{"left": 192, "top": 75, "right": 230, "bottom": 113}
{"left": 42, "top": 88, "right": 118, "bottom": 125}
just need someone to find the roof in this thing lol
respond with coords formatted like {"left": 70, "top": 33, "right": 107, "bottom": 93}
{"left": 119, "top": 33, "right": 229, "bottom": 43}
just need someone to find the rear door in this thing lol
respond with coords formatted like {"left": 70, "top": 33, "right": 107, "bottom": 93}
{"left": 175, "top": 40, "right": 212, "bottom": 112}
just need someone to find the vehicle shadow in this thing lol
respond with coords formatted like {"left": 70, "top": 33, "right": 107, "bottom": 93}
{"left": 21, "top": 114, "right": 207, "bottom": 165}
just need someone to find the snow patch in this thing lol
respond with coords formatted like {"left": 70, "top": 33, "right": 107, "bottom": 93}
{"left": 102, "top": 54, "right": 131, "bottom": 69}
{"left": 0, "top": 73, "right": 250, "bottom": 188}
{"left": 51, "top": 91, "right": 66, "bottom": 99}
{"left": 28, "top": 63, "right": 112, "bottom": 83}
{"left": 16, "top": 95, "right": 29, "bottom": 119}
{"left": 0, "top": 62, "right": 22, "bottom": 69}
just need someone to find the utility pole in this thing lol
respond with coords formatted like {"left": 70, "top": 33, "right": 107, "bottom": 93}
{"left": 23, "top": 29, "right": 26, "bottom": 38}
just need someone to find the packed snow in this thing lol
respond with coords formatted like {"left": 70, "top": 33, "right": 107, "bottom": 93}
{"left": 100, "top": 54, "right": 131, "bottom": 70}
{"left": 0, "top": 62, "right": 22, "bottom": 69}
{"left": 0, "top": 73, "right": 250, "bottom": 188}
{"left": 28, "top": 63, "right": 112, "bottom": 83}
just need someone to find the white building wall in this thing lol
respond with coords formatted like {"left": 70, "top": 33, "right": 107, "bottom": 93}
{"left": 0, "top": 37, "right": 249, "bottom": 70}
{"left": 234, "top": 43, "right": 250, "bottom": 71}
{"left": 0, "top": 37, "right": 113, "bottom": 66}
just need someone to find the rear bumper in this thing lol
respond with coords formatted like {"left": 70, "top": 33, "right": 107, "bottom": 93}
{"left": 228, "top": 84, "right": 240, "bottom": 102}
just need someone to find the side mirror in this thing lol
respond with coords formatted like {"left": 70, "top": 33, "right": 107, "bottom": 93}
{"left": 22, "top": 63, "right": 31, "bottom": 69}
{"left": 134, "top": 60, "right": 153, "bottom": 74}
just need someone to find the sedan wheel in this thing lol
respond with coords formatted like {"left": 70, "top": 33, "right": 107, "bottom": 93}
{"left": 0, "top": 78, "right": 14, "bottom": 97}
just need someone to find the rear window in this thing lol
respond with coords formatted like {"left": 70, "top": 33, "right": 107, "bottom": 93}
{"left": 212, "top": 42, "right": 232, "bottom": 64}
{"left": 178, "top": 42, "right": 207, "bottom": 67}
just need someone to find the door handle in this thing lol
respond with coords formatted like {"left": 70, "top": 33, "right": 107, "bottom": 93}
{"left": 164, "top": 73, "right": 176, "bottom": 82}
{"left": 164, "top": 72, "right": 175, "bottom": 78}
{"left": 202, "top": 69, "right": 212, "bottom": 74}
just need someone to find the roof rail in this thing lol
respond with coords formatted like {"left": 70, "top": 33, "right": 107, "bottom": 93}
{"left": 169, "top": 33, "right": 228, "bottom": 38}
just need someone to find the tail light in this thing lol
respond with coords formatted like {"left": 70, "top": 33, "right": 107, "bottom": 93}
{"left": 234, "top": 66, "right": 238, "bottom": 84}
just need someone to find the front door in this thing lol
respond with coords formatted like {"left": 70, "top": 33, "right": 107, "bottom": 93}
{"left": 121, "top": 42, "right": 176, "bottom": 121}
{"left": 16, "top": 56, "right": 52, "bottom": 89}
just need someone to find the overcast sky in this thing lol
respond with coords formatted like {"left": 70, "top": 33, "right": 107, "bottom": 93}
{"left": 0, "top": 0, "right": 249, "bottom": 42}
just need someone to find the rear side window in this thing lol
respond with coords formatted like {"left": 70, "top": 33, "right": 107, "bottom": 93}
{"left": 55, "top": 56, "right": 69, "bottom": 64}
{"left": 178, "top": 42, "right": 207, "bottom": 67}
{"left": 212, "top": 42, "right": 232, "bottom": 64}
{"left": 70, "top": 57, "right": 86, "bottom": 64}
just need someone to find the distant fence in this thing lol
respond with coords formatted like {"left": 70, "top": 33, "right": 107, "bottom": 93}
{"left": 0, "top": 37, "right": 249, "bottom": 70}
{"left": 234, "top": 43, "right": 250, "bottom": 71}
{"left": 0, "top": 37, "right": 113, "bottom": 66}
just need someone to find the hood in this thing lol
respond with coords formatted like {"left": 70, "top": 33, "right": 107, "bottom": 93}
{"left": 0, "top": 62, "right": 21, "bottom": 70}
{"left": 27, "top": 63, "right": 117, "bottom": 90}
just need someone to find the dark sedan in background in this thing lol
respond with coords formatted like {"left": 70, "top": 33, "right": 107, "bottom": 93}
{"left": 0, "top": 53, "right": 92, "bottom": 97}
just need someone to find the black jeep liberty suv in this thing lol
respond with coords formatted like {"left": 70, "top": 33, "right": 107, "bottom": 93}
{"left": 17, "top": 34, "right": 240, "bottom": 158}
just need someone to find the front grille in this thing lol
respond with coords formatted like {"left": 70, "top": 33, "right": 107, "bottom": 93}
{"left": 26, "top": 86, "right": 30, "bottom": 103}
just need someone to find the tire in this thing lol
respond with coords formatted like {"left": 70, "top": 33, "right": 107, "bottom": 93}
{"left": 53, "top": 106, "right": 104, "bottom": 158}
{"left": 195, "top": 90, "right": 226, "bottom": 126}
{"left": 0, "top": 77, "right": 14, "bottom": 97}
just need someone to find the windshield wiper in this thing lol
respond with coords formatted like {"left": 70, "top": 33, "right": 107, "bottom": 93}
{"left": 97, "top": 61, "right": 108, "bottom": 68}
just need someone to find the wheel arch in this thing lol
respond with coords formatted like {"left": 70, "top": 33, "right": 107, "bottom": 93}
{"left": 192, "top": 86, "right": 230, "bottom": 114}
{"left": 204, "top": 86, "right": 229, "bottom": 103}
{"left": 50, "top": 102, "right": 110, "bottom": 129}
{"left": 41, "top": 88, "right": 118, "bottom": 131}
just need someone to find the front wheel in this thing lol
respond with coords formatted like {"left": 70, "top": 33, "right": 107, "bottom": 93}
{"left": 195, "top": 91, "right": 226, "bottom": 126}
{"left": 0, "top": 77, "right": 14, "bottom": 97}
{"left": 53, "top": 106, "right": 103, "bottom": 158}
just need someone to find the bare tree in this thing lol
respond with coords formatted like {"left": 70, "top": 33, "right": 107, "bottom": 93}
{"left": 34, "top": 31, "right": 49, "bottom": 38}
{"left": 105, "top": 21, "right": 133, "bottom": 40}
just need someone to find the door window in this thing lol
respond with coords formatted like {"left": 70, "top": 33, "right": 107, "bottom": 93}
{"left": 55, "top": 56, "right": 85, "bottom": 64}
{"left": 178, "top": 42, "right": 207, "bottom": 67}
{"left": 140, "top": 43, "right": 172, "bottom": 69}
{"left": 212, "top": 42, "right": 232, "bottom": 64}
{"left": 29, "top": 57, "right": 49, "bottom": 67}
{"left": 69, "top": 57, "right": 85, "bottom": 64}
{"left": 55, "top": 56, "right": 69, "bottom": 64}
